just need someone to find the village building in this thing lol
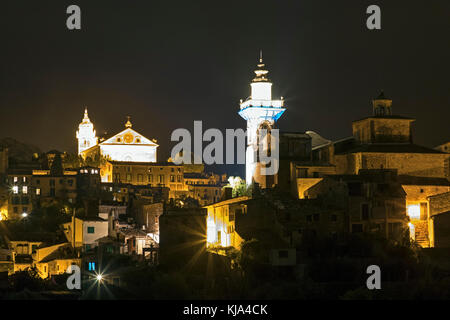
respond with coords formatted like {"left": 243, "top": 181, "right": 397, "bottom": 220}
{"left": 62, "top": 216, "right": 109, "bottom": 252}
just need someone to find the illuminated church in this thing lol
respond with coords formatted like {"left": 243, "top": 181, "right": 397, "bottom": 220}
{"left": 76, "top": 109, "right": 158, "bottom": 163}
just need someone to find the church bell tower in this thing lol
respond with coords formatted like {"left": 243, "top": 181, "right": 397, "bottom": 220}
{"left": 238, "top": 53, "right": 286, "bottom": 185}
{"left": 76, "top": 108, "right": 98, "bottom": 155}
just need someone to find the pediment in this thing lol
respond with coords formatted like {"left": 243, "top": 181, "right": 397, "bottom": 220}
{"left": 100, "top": 128, "right": 158, "bottom": 146}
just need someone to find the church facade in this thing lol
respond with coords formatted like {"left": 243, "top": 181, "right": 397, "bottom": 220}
{"left": 76, "top": 110, "right": 159, "bottom": 184}
{"left": 77, "top": 110, "right": 158, "bottom": 164}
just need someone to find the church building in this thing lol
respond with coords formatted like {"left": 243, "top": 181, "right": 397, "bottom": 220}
{"left": 76, "top": 109, "right": 158, "bottom": 164}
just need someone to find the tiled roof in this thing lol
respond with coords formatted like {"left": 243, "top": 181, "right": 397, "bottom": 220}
{"left": 39, "top": 246, "right": 79, "bottom": 263}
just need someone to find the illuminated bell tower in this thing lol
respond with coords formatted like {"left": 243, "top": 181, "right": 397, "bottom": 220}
{"left": 238, "top": 53, "right": 286, "bottom": 185}
{"left": 76, "top": 108, "right": 98, "bottom": 155}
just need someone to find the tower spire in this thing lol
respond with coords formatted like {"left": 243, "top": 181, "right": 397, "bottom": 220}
{"left": 77, "top": 107, "right": 98, "bottom": 155}
{"left": 238, "top": 54, "right": 285, "bottom": 185}
{"left": 372, "top": 90, "right": 392, "bottom": 116}
{"left": 253, "top": 52, "right": 270, "bottom": 83}
{"left": 83, "top": 107, "right": 90, "bottom": 122}
{"left": 125, "top": 116, "right": 132, "bottom": 128}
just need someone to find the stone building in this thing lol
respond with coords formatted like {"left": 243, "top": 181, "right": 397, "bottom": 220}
{"left": 398, "top": 176, "right": 450, "bottom": 246}
{"left": 34, "top": 243, "right": 80, "bottom": 279}
{"left": 4, "top": 168, "right": 77, "bottom": 220}
{"left": 329, "top": 170, "right": 408, "bottom": 240}
{"left": 204, "top": 190, "right": 349, "bottom": 265}
{"left": 428, "top": 192, "right": 450, "bottom": 247}
{"left": 291, "top": 92, "right": 449, "bottom": 247}
{"left": 5, "top": 169, "right": 33, "bottom": 219}
{"left": 31, "top": 169, "right": 78, "bottom": 205}
{"left": 313, "top": 92, "right": 449, "bottom": 180}
{"left": 102, "top": 161, "right": 186, "bottom": 199}
{"left": 434, "top": 142, "right": 450, "bottom": 179}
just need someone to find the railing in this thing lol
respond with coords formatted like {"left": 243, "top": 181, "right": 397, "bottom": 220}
{"left": 240, "top": 98, "right": 284, "bottom": 109}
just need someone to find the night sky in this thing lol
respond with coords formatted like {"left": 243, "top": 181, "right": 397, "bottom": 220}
{"left": 1, "top": 1, "right": 449, "bottom": 176}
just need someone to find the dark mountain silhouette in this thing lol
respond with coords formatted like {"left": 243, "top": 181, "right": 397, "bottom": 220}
{"left": 0, "top": 137, "right": 41, "bottom": 165}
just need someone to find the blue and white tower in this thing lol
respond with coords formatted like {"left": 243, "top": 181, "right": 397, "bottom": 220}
{"left": 238, "top": 53, "right": 286, "bottom": 185}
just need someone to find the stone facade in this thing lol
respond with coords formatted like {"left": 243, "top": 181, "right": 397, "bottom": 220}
{"left": 334, "top": 152, "right": 448, "bottom": 178}
{"left": 352, "top": 117, "right": 413, "bottom": 144}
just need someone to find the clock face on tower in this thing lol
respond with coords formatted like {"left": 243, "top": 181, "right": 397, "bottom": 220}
{"left": 123, "top": 133, "right": 134, "bottom": 143}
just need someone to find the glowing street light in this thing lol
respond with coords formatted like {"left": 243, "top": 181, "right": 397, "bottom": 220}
{"left": 96, "top": 274, "right": 103, "bottom": 282}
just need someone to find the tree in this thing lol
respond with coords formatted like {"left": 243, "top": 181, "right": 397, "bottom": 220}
{"left": 50, "top": 153, "right": 64, "bottom": 176}
{"left": 228, "top": 176, "right": 252, "bottom": 197}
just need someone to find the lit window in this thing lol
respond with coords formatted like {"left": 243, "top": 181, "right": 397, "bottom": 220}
{"left": 407, "top": 204, "right": 420, "bottom": 219}
{"left": 36, "top": 188, "right": 41, "bottom": 195}
{"left": 22, "top": 186, "right": 27, "bottom": 194}
{"left": 12, "top": 186, "right": 18, "bottom": 194}
{"left": 13, "top": 177, "right": 18, "bottom": 183}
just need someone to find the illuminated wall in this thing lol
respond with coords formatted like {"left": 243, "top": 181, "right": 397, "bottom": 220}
{"left": 407, "top": 204, "right": 421, "bottom": 219}
{"left": 205, "top": 197, "right": 248, "bottom": 249}
{"left": 100, "top": 144, "right": 157, "bottom": 162}
{"left": 83, "top": 126, "right": 159, "bottom": 163}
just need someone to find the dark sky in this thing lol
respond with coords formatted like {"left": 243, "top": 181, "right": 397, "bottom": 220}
{"left": 0, "top": 0, "right": 449, "bottom": 176}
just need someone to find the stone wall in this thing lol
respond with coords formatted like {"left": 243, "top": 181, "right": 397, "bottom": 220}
{"left": 352, "top": 118, "right": 412, "bottom": 144}
{"left": 335, "top": 152, "right": 448, "bottom": 178}
{"left": 432, "top": 212, "right": 450, "bottom": 248}
{"left": 411, "top": 219, "right": 430, "bottom": 247}
{"left": 403, "top": 185, "right": 450, "bottom": 203}
{"left": 429, "top": 192, "right": 450, "bottom": 216}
